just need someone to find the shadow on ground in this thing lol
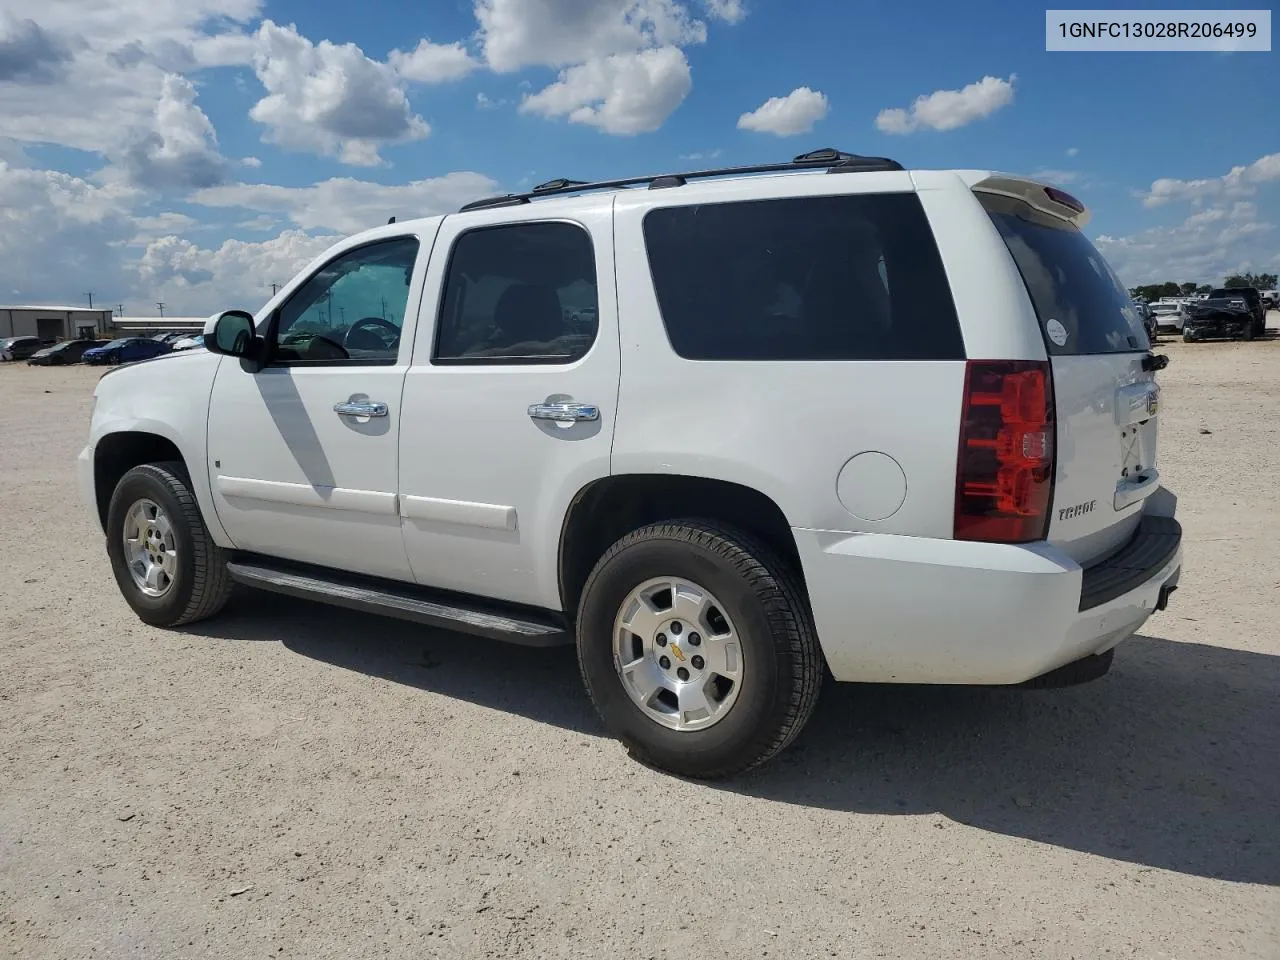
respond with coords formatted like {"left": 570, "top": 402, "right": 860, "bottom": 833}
{"left": 191, "top": 591, "right": 1279, "bottom": 886}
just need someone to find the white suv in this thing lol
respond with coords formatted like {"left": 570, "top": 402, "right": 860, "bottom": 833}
{"left": 78, "top": 148, "right": 1182, "bottom": 778}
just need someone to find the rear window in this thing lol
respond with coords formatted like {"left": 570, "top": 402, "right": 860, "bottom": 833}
{"left": 979, "top": 192, "right": 1149, "bottom": 355}
{"left": 642, "top": 193, "right": 964, "bottom": 361}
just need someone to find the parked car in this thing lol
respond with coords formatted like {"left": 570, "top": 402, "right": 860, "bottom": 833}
{"left": 83, "top": 337, "right": 173, "bottom": 365}
{"left": 1183, "top": 293, "right": 1255, "bottom": 341}
{"left": 1132, "top": 300, "right": 1158, "bottom": 341}
{"left": 1, "top": 335, "right": 52, "bottom": 361}
{"left": 78, "top": 149, "right": 1181, "bottom": 778}
{"left": 27, "top": 339, "right": 96, "bottom": 365}
{"left": 1211, "top": 287, "right": 1265, "bottom": 337}
{"left": 1261, "top": 290, "right": 1278, "bottom": 310}
{"left": 169, "top": 336, "right": 205, "bottom": 351}
{"left": 1150, "top": 300, "right": 1187, "bottom": 332}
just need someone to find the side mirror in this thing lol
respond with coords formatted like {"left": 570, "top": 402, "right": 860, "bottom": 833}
{"left": 204, "top": 310, "right": 264, "bottom": 369}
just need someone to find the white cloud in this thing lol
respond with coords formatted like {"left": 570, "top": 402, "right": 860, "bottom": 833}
{"left": 389, "top": 38, "right": 478, "bottom": 83}
{"left": 0, "top": 0, "right": 261, "bottom": 155}
{"left": 737, "top": 86, "right": 828, "bottom": 136}
{"left": 1142, "top": 152, "right": 1280, "bottom": 207}
{"left": 1028, "top": 168, "right": 1080, "bottom": 185}
{"left": 247, "top": 20, "right": 429, "bottom": 166}
{"left": 875, "top": 74, "right": 1016, "bottom": 135}
{"left": 111, "top": 73, "right": 228, "bottom": 189}
{"left": 190, "top": 171, "right": 499, "bottom": 234}
{"left": 135, "top": 230, "right": 340, "bottom": 314}
{"left": 241, "top": 156, "right": 263, "bottom": 168}
{"left": 705, "top": 0, "right": 746, "bottom": 23}
{"left": 520, "top": 47, "right": 693, "bottom": 135}
{"left": 476, "top": 0, "right": 706, "bottom": 72}
{"left": 679, "top": 148, "right": 722, "bottom": 161}
{"left": 1066, "top": 146, "right": 1080, "bottom": 157}
{"left": 0, "top": 161, "right": 137, "bottom": 304}
{"left": 131, "top": 211, "right": 199, "bottom": 243}
{"left": 0, "top": 14, "right": 74, "bottom": 83}
{"left": 479, "top": 0, "right": 733, "bottom": 134}
{"left": 1095, "top": 201, "right": 1276, "bottom": 285}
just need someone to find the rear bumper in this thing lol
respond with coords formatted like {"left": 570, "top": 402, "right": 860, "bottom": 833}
{"left": 796, "top": 492, "right": 1182, "bottom": 684}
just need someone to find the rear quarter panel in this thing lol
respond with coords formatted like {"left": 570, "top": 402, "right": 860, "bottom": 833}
{"left": 610, "top": 173, "right": 970, "bottom": 538}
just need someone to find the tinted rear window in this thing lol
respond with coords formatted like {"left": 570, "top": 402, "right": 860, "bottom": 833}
{"left": 979, "top": 192, "right": 1149, "bottom": 355}
{"left": 642, "top": 193, "right": 964, "bottom": 361}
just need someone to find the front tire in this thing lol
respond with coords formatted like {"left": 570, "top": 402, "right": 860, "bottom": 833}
{"left": 576, "top": 520, "right": 823, "bottom": 779}
{"left": 105, "top": 461, "right": 233, "bottom": 627}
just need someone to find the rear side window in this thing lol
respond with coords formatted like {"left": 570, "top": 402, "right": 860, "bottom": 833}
{"left": 434, "top": 222, "right": 598, "bottom": 365}
{"left": 979, "top": 192, "right": 1149, "bottom": 355}
{"left": 642, "top": 193, "right": 964, "bottom": 361}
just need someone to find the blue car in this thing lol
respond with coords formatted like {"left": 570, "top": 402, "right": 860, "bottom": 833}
{"left": 83, "top": 337, "right": 174, "bottom": 366}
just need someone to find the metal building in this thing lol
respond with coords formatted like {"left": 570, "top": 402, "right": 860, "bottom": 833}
{"left": 0, "top": 306, "right": 114, "bottom": 340}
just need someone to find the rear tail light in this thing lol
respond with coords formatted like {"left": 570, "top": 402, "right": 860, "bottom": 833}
{"left": 954, "top": 360, "right": 1055, "bottom": 543}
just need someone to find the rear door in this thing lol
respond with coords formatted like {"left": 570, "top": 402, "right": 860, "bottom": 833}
{"left": 397, "top": 199, "right": 619, "bottom": 611}
{"left": 978, "top": 189, "right": 1158, "bottom": 564}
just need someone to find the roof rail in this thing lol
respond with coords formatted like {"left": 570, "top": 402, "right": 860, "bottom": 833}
{"left": 457, "top": 147, "right": 904, "bottom": 213}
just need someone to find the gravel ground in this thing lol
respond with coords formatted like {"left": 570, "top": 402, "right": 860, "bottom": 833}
{"left": 2, "top": 325, "right": 1278, "bottom": 959}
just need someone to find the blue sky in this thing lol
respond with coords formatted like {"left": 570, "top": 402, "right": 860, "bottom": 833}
{"left": 1, "top": 0, "right": 1277, "bottom": 316}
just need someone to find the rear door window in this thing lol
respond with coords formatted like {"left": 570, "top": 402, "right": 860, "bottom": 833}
{"left": 642, "top": 193, "right": 964, "bottom": 361}
{"left": 979, "top": 192, "right": 1148, "bottom": 355}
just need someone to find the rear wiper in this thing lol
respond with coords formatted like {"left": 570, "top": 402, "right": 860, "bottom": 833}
{"left": 1142, "top": 352, "right": 1169, "bottom": 372}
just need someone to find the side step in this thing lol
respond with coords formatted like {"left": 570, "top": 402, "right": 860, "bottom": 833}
{"left": 225, "top": 559, "right": 572, "bottom": 647}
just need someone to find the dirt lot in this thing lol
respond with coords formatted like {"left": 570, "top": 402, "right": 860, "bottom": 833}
{"left": 2, "top": 325, "right": 1278, "bottom": 960}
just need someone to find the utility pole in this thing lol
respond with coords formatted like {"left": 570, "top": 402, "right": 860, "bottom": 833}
{"left": 83, "top": 292, "right": 94, "bottom": 309}
{"left": 116, "top": 304, "right": 124, "bottom": 317}
{"left": 156, "top": 302, "right": 166, "bottom": 318}
{"left": 270, "top": 282, "right": 280, "bottom": 295}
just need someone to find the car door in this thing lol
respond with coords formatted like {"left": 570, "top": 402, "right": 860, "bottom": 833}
{"left": 206, "top": 231, "right": 433, "bottom": 581}
{"left": 399, "top": 200, "right": 619, "bottom": 610}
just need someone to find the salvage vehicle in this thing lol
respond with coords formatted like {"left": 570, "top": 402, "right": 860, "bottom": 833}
{"left": 78, "top": 149, "right": 1181, "bottom": 778}
{"left": 1184, "top": 290, "right": 1261, "bottom": 341}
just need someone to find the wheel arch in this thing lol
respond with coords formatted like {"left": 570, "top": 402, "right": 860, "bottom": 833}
{"left": 557, "top": 473, "right": 805, "bottom": 616}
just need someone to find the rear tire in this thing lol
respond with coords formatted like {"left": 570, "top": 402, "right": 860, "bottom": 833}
{"left": 576, "top": 520, "right": 823, "bottom": 779}
{"left": 105, "top": 461, "right": 233, "bottom": 627}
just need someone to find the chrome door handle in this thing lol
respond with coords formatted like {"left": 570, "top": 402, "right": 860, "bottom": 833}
{"left": 528, "top": 401, "right": 599, "bottom": 423}
{"left": 334, "top": 399, "right": 388, "bottom": 418}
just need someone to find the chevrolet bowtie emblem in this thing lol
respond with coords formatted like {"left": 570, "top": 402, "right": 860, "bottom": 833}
{"left": 668, "top": 643, "right": 686, "bottom": 662}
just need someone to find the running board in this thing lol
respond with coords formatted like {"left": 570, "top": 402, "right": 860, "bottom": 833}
{"left": 225, "top": 560, "right": 571, "bottom": 647}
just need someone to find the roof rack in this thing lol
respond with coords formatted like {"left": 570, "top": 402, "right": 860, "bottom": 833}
{"left": 457, "top": 147, "right": 904, "bottom": 213}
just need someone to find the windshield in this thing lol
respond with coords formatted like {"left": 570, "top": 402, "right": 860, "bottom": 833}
{"left": 979, "top": 192, "right": 1149, "bottom": 355}
{"left": 99, "top": 339, "right": 130, "bottom": 348}
{"left": 1210, "top": 288, "right": 1253, "bottom": 300}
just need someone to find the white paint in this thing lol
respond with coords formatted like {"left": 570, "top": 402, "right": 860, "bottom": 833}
{"left": 399, "top": 495, "right": 517, "bottom": 531}
{"left": 836, "top": 452, "right": 907, "bottom": 522}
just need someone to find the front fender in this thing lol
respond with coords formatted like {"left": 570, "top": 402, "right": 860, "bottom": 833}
{"left": 87, "top": 351, "right": 231, "bottom": 547}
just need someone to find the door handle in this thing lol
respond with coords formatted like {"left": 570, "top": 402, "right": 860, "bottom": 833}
{"left": 334, "top": 399, "right": 389, "bottom": 418}
{"left": 528, "top": 401, "right": 599, "bottom": 423}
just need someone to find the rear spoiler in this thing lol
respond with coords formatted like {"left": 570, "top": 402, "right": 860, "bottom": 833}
{"left": 968, "top": 174, "right": 1091, "bottom": 229}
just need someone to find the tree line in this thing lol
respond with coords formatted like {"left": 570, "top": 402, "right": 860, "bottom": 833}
{"left": 1129, "top": 272, "right": 1278, "bottom": 303}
